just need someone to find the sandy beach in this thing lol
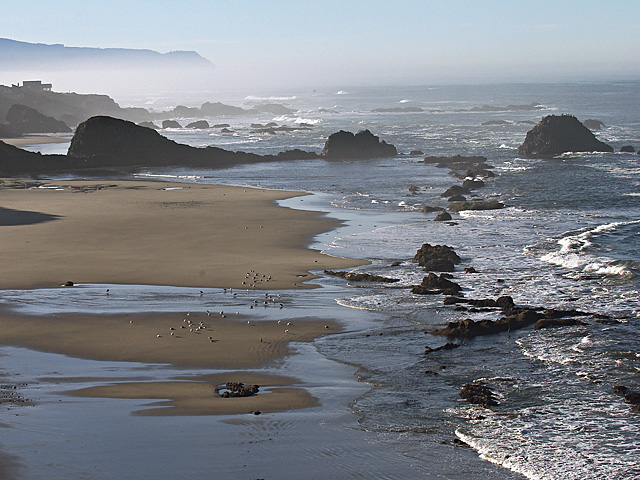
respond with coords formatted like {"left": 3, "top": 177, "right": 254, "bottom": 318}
{"left": 1, "top": 136, "right": 70, "bottom": 147}
{"left": 0, "top": 179, "right": 361, "bottom": 290}
{"left": 0, "top": 179, "right": 362, "bottom": 420}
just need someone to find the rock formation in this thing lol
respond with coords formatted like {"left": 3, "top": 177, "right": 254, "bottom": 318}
{"left": 162, "top": 120, "right": 181, "bottom": 129}
{"left": 582, "top": 119, "right": 605, "bottom": 130}
{"left": 620, "top": 145, "right": 635, "bottom": 153}
{"left": 185, "top": 120, "right": 209, "bottom": 129}
{"left": 321, "top": 129, "right": 397, "bottom": 159}
{"left": 518, "top": 115, "right": 613, "bottom": 157}
{"left": 412, "top": 273, "right": 462, "bottom": 295}
{"left": 460, "top": 383, "right": 498, "bottom": 407}
{"left": 5, "top": 104, "right": 71, "bottom": 134}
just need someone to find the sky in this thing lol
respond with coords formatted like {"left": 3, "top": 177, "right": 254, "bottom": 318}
{"left": 2, "top": 0, "right": 639, "bottom": 92}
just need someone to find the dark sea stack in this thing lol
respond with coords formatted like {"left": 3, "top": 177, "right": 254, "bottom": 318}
{"left": 200, "top": 102, "right": 246, "bottom": 116}
{"left": 518, "top": 115, "right": 613, "bottom": 157}
{"left": 413, "top": 243, "right": 461, "bottom": 272}
{"left": 582, "top": 119, "right": 605, "bottom": 130}
{"left": 5, "top": 104, "right": 71, "bottom": 134}
{"left": 620, "top": 145, "right": 635, "bottom": 153}
{"left": 186, "top": 120, "right": 209, "bottom": 129}
{"left": 321, "top": 129, "right": 397, "bottom": 159}
{"left": 162, "top": 120, "right": 181, "bottom": 129}
{"left": 138, "top": 121, "right": 159, "bottom": 129}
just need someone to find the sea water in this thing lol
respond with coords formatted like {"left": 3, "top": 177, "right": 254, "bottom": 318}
{"left": 10, "top": 81, "right": 640, "bottom": 479}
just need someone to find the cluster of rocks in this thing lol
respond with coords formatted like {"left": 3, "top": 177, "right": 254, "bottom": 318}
{"left": 321, "top": 129, "right": 397, "bottom": 159}
{"left": 324, "top": 270, "right": 399, "bottom": 283}
{"left": 139, "top": 119, "right": 315, "bottom": 135}
{"left": 430, "top": 295, "right": 593, "bottom": 338}
{"left": 412, "top": 273, "right": 462, "bottom": 295}
{"left": 421, "top": 155, "right": 504, "bottom": 219}
{"left": 218, "top": 382, "right": 260, "bottom": 398}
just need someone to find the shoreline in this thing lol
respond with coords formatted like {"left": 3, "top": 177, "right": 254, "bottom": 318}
{"left": 1, "top": 136, "right": 70, "bottom": 147}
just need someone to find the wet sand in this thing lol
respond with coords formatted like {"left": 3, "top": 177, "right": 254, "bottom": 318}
{"left": 0, "top": 180, "right": 359, "bottom": 417}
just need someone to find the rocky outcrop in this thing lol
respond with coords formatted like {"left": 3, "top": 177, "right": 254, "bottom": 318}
{"left": 412, "top": 273, "right": 462, "bottom": 295}
{"left": 185, "top": 120, "right": 209, "bottom": 129}
{"left": 162, "top": 120, "right": 181, "bottom": 129}
{"left": 413, "top": 243, "right": 461, "bottom": 272}
{"left": 424, "top": 342, "right": 459, "bottom": 354}
{"left": 321, "top": 129, "right": 397, "bottom": 159}
{"left": 518, "top": 115, "right": 613, "bottom": 157}
{"left": 430, "top": 301, "right": 592, "bottom": 338}
{"left": 0, "top": 140, "right": 68, "bottom": 176}
{"left": 620, "top": 145, "right": 635, "bottom": 153}
{"left": 5, "top": 104, "right": 71, "bottom": 134}
{"left": 138, "top": 121, "right": 159, "bottom": 129}
{"left": 582, "top": 119, "right": 605, "bottom": 130}
{"left": 324, "top": 270, "right": 399, "bottom": 283}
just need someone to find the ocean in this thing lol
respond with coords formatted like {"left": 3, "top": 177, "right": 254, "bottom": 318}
{"left": 11, "top": 81, "right": 640, "bottom": 479}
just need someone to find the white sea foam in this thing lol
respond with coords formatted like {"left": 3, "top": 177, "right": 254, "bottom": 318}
{"left": 272, "top": 115, "right": 322, "bottom": 125}
{"left": 399, "top": 99, "right": 411, "bottom": 103}
{"left": 133, "top": 173, "right": 203, "bottom": 180}
{"left": 336, "top": 90, "right": 348, "bottom": 95}
{"left": 244, "top": 95, "right": 297, "bottom": 101}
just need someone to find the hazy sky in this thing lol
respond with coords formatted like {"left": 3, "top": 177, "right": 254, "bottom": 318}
{"left": 2, "top": 0, "right": 639, "bottom": 90}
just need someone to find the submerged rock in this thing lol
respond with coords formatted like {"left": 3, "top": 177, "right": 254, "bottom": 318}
{"left": 460, "top": 383, "right": 498, "bottom": 407}
{"left": 518, "top": 115, "right": 613, "bottom": 157}
{"left": 448, "top": 200, "right": 505, "bottom": 212}
{"left": 582, "top": 119, "right": 605, "bottom": 130}
{"left": 434, "top": 211, "right": 453, "bottom": 222}
{"left": 321, "top": 129, "right": 397, "bottom": 159}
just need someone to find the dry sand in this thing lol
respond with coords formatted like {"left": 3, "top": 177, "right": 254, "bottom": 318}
{"left": 1, "top": 136, "right": 69, "bottom": 147}
{"left": 0, "top": 179, "right": 363, "bottom": 415}
{"left": 0, "top": 179, "right": 362, "bottom": 290}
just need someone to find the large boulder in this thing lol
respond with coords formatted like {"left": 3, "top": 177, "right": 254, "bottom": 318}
{"left": 5, "top": 104, "right": 71, "bottom": 134}
{"left": 518, "top": 115, "right": 613, "bottom": 157}
{"left": 185, "top": 120, "right": 209, "bottom": 129}
{"left": 321, "top": 129, "right": 397, "bottom": 159}
{"left": 582, "top": 119, "right": 605, "bottom": 130}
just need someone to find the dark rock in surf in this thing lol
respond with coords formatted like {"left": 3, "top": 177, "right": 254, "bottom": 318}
{"left": 462, "top": 179, "right": 485, "bottom": 190}
{"left": 441, "top": 185, "right": 470, "bottom": 198}
{"left": 413, "top": 243, "right": 461, "bottom": 272}
{"left": 448, "top": 200, "right": 505, "bottom": 212}
{"left": 185, "top": 120, "right": 209, "bottom": 129}
{"left": 138, "top": 121, "right": 159, "bottom": 129}
{"left": 324, "top": 270, "right": 400, "bottom": 283}
{"left": 534, "top": 317, "right": 587, "bottom": 330}
{"left": 412, "top": 273, "right": 462, "bottom": 295}
{"left": 460, "top": 383, "right": 498, "bottom": 407}
{"left": 518, "top": 115, "right": 613, "bottom": 157}
{"left": 162, "top": 120, "right": 181, "bottom": 129}
{"left": 447, "top": 194, "right": 466, "bottom": 202}
{"left": 624, "top": 391, "right": 640, "bottom": 408}
{"left": 434, "top": 211, "right": 453, "bottom": 222}
{"left": 410, "top": 150, "right": 424, "bottom": 155}
{"left": 424, "top": 342, "right": 460, "bottom": 354}
{"left": 620, "top": 145, "right": 635, "bottom": 153}
{"left": 422, "top": 205, "right": 442, "bottom": 213}
{"left": 613, "top": 385, "right": 629, "bottom": 395}
{"left": 5, "top": 104, "right": 71, "bottom": 134}
{"left": 321, "top": 129, "right": 397, "bottom": 159}
{"left": 582, "top": 119, "right": 605, "bottom": 130}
